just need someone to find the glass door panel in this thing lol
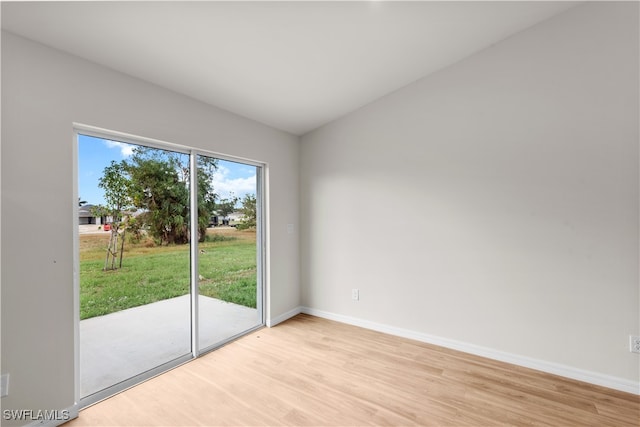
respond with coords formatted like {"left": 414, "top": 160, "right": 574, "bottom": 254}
{"left": 196, "top": 156, "right": 262, "bottom": 351}
{"left": 78, "top": 135, "right": 192, "bottom": 399}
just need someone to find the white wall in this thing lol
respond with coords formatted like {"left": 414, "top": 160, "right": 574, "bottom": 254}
{"left": 301, "top": 2, "right": 639, "bottom": 391}
{"left": 1, "top": 32, "right": 299, "bottom": 423}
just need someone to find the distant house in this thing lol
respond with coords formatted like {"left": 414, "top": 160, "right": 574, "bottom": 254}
{"left": 228, "top": 211, "right": 245, "bottom": 224}
{"left": 78, "top": 204, "right": 104, "bottom": 225}
{"left": 208, "top": 210, "right": 245, "bottom": 227}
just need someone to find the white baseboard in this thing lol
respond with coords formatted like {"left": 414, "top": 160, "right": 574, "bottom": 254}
{"left": 267, "top": 306, "right": 302, "bottom": 327}
{"left": 300, "top": 306, "right": 640, "bottom": 395}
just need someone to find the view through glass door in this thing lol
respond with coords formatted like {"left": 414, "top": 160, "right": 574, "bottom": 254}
{"left": 76, "top": 132, "right": 263, "bottom": 403}
{"left": 197, "top": 156, "right": 262, "bottom": 351}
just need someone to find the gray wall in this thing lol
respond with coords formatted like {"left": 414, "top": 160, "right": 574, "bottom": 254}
{"left": 301, "top": 2, "right": 639, "bottom": 388}
{"left": 1, "top": 32, "right": 300, "bottom": 423}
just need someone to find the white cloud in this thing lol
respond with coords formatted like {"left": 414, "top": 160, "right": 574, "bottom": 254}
{"left": 211, "top": 164, "right": 256, "bottom": 202}
{"left": 103, "top": 139, "right": 135, "bottom": 157}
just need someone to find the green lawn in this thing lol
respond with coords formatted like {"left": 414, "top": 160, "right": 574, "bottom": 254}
{"left": 80, "top": 229, "right": 257, "bottom": 320}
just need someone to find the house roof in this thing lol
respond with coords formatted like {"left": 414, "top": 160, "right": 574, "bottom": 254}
{"left": 78, "top": 204, "right": 96, "bottom": 218}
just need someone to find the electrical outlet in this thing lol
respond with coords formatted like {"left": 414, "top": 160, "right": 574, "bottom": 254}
{"left": 630, "top": 336, "right": 640, "bottom": 354}
{"left": 1, "top": 374, "right": 9, "bottom": 397}
{"left": 351, "top": 288, "right": 359, "bottom": 301}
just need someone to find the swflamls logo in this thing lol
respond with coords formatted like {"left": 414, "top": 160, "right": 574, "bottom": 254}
{"left": 2, "top": 409, "right": 71, "bottom": 421}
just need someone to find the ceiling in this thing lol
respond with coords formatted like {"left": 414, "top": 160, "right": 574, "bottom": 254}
{"left": 1, "top": 1, "right": 577, "bottom": 135}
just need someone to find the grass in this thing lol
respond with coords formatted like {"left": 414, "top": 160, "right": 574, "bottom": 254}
{"left": 80, "top": 228, "right": 257, "bottom": 320}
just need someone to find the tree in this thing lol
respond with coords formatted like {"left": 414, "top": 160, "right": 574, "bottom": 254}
{"left": 98, "top": 161, "right": 134, "bottom": 270}
{"left": 97, "top": 146, "right": 218, "bottom": 246}
{"left": 127, "top": 157, "right": 190, "bottom": 244}
{"left": 125, "top": 148, "right": 218, "bottom": 244}
{"left": 216, "top": 195, "right": 238, "bottom": 226}
{"left": 236, "top": 193, "right": 257, "bottom": 230}
{"left": 196, "top": 157, "right": 218, "bottom": 241}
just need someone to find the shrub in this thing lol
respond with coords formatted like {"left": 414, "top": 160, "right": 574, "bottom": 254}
{"left": 205, "top": 233, "right": 237, "bottom": 243}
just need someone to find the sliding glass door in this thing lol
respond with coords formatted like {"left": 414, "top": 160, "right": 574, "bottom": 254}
{"left": 76, "top": 129, "right": 264, "bottom": 405}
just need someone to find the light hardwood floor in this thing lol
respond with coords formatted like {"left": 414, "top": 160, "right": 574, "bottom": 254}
{"left": 66, "top": 314, "right": 639, "bottom": 426}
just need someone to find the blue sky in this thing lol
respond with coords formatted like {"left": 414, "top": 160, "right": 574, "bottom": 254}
{"left": 78, "top": 134, "right": 257, "bottom": 207}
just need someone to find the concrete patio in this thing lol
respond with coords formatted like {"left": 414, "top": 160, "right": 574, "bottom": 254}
{"left": 80, "top": 295, "right": 259, "bottom": 397}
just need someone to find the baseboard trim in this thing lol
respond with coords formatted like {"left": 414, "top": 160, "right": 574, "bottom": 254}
{"left": 267, "top": 306, "right": 302, "bottom": 327}
{"left": 300, "top": 307, "right": 640, "bottom": 395}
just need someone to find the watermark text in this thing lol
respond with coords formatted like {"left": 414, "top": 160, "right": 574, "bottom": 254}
{"left": 3, "top": 409, "right": 71, "bottom": 422}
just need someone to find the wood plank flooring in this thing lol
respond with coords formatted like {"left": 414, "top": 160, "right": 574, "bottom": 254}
{"left": 66, "top": 314, "right": 639, "bottom": 426}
